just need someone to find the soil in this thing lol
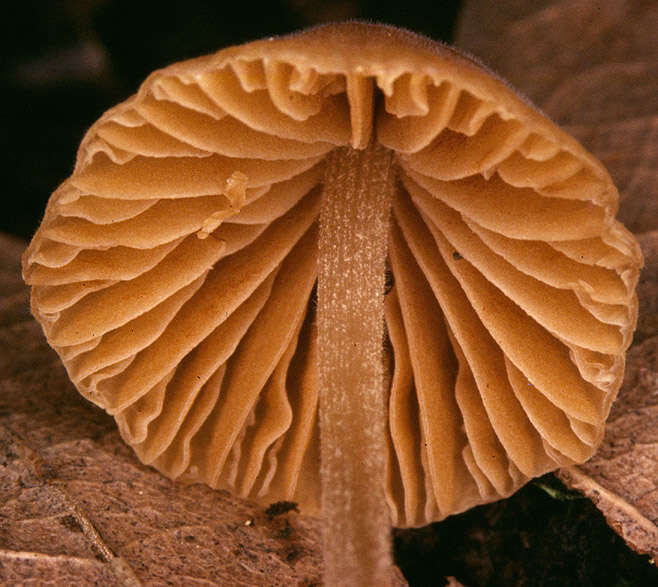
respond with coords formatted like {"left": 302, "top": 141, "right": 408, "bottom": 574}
{"left": 394, "top": 474, "right": 658, "bottom": 586}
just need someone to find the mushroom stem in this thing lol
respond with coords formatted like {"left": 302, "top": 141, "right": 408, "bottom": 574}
{"left": 318, "top": 142, "right": 395, "bottom": 586}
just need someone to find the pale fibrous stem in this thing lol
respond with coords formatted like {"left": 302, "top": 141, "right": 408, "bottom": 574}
{"left": 317, "top": 142, "right": 395, "bottom": 586}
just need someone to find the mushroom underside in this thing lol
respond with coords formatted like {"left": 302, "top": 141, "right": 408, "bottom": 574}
{"left": 24, "top": 26, "right": 641, "bottom": 539}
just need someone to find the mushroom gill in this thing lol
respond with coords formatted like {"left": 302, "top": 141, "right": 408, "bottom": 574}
{"left": 23, "top": 22, "right": 642, "bottom": 587}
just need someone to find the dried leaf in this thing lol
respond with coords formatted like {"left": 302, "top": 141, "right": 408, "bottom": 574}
{"left": 458, "top": 0, "right": 658, "bottom": 559}
{"left": 635, "top": 231, "right": 658, "bottom": 345}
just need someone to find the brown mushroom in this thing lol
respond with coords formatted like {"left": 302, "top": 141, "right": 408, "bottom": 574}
{"left": 22, "top": 22, "right": 642, "bottom": 586}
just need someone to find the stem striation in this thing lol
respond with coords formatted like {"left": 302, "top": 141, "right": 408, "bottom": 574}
{"left": 318, "top": 142, "right": 395, "bottom": 586}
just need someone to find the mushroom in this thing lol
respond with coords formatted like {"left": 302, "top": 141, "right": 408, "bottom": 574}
{"left": 22, "top": 22, "right": 642, "bottom": 586}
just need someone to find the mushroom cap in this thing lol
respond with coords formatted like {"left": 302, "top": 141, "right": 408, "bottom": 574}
{"left": 23, "top": 22, "right": 642, "bottom": 528}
